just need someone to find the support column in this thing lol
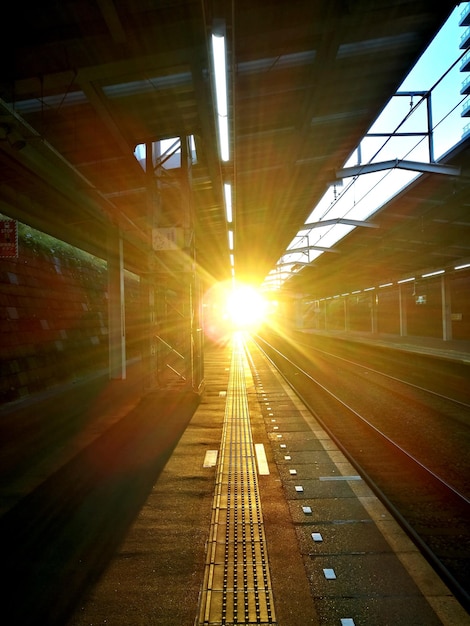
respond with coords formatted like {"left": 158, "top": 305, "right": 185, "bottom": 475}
{"left": 323, "top": 300, "right": 329, "bottom": 330}
{"left": 141, "top": 274, "right": 157, "bottom": 389}
{"left": 295, "top": 297, "right": 304, "bottom": 329}
{"left": 148, "top": 134, "right": 204, "bottom": 393}
{"left": 107, "top": 228, "right": 126, "bottom": 379}
{"left": 399, "top": 284, "right": 408, "bottom": 337}
{"left": 370, "top": 291, "right": 378, "bottom": 334}
{"left": 344, "top": 296, "right": 350, "bottom": 332}
{"left": 441, "top": 274, "right": 452, "bottom": 341}
{"left": 193, "top": 273, "right": 204, "bottom": 389}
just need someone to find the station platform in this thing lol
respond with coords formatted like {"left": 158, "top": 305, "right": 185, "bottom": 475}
{"left": 66, "top": 332, "right": 468, "bottom": 626}
{"left": 299, "top": 328, "right": 470, "bottom": 365}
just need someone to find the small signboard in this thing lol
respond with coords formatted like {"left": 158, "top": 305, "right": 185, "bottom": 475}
{"left": 152, "top": 227, "right": 184, "bottom": 251}
{"left": 0, "top": 219, "right": 18, "bottom": 258}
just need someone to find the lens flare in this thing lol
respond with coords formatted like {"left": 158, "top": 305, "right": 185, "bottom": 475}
{"left": 203, "top": 281, "right": 271, "bottom": 341}
{"left": 225, "top": 285, "right": 268, "bottom": 330}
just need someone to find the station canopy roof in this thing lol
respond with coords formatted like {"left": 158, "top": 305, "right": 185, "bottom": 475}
{"left": 0, "top": 0, "right": 465, "bottom": 297}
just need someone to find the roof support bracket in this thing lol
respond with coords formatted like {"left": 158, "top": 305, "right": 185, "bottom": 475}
{"left": 286, "top": 244, "right": 340, "bottom": 255}
{"left": 336, "top": 159, "right": 461, "bottom": 179}
{"left": 302, "top": 218, "right": 379, "bottom": 230}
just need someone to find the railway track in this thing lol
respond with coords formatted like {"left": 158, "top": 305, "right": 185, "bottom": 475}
{"left": 254, "top": 331, "right": 470, "bottom": 613}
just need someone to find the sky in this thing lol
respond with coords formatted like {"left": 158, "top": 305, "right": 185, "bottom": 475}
{"left": 265, "top": 4, "right": 469, "bottom": 290}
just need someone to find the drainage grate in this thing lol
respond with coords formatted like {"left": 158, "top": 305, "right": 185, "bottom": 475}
{"left": 196, "top": 334, "right": 277, "bottom": 625}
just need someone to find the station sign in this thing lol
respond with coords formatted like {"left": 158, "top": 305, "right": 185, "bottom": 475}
{"left": 152, "top": 227, "right": 184, "bottom": 251}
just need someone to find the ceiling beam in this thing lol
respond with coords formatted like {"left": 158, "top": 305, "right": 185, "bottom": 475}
{"left": 97, "top": 0, "right": 127, "bottom": 44}
{"left": 336, "top": 159, "right": 461, "bottom": 179}
{"left": 302, "top": 218, "right": 379, "bottom": 230}
{"left": 283, "top": 244, "right": 340, "bottom": 255}
{"left": 78, "top": 79, "right": 135, "bottom": 157}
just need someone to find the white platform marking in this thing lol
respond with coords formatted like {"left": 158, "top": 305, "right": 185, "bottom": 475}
{"left": 255, "top": 443, "right": 270, "bottom": 475}
{"left": 203, "top": 450, "right": 218, "bottom": 468}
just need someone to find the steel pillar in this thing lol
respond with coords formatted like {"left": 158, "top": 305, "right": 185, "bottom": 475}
{"left": 107, "top": 227, "right": 126, "bottom": 379}
{"left": 441, "top": 274, "right": 453, "bottom": 341}
{"left": 398, "top": 283, "right": 408, "bottom": 337}
{"left": 145, "top": 135, "right": 204, "bottom": 393}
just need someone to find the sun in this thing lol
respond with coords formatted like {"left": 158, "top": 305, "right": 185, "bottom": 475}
{"left": 203, "top": 281, "right": 272, "bottom": 341}
{"left": 225, "top": 284, "right": 268, "bottom": 331}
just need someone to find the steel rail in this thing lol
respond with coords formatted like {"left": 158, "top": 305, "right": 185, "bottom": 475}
{"left": 253, "top": 334, "right": 470, "bottom": 613}
{"left": 292, "top": 335, "right": 470, "bottom": 411}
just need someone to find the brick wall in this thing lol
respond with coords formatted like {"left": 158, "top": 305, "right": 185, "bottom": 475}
{"left": 0, "top": 234, "right": 139, "bottom": 404}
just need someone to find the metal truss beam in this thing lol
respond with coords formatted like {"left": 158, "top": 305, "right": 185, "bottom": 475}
{"left": 301, "top": 218, "right": 379, "bottom": 230}
{"left": 336, "top": 159, "right": 460, "bottom": 179}
{"left": 284, "top": 244, "right": 340, "bottom": 255}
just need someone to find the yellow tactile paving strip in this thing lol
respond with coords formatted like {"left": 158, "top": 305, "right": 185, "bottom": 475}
{"left": 196, "top": 333, "right": 277, "bottom": 625}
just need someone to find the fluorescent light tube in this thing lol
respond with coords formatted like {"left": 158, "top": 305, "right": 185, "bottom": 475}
{"left": 212, "top": 34, "right": 227, "bottom": 115}
{"left": 224, "top": 183, "right": 233, "bottom": 222}
{"left": 212, "top": 33, "right": 230, "bottom": 161}
{"left": 421, "top": 269, "right": 444, "bottom": 278}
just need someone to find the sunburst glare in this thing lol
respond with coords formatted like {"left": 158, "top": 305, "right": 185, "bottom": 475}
{"left": 204, "top": 281, "right": 275, "bottom": 341}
